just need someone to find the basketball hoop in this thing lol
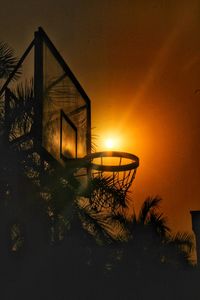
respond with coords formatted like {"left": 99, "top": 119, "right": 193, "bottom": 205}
{"left": 81, "top": 151, "right": 139, "bottom": 211}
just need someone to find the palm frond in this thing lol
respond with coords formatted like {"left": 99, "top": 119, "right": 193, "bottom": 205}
{"left": 138, "top": 196, "right": 162, "bottom": 224}
{"left": 88, "top": 176, "right": 127, "bottom": 211}
{"left": 0, "top": 42, "right": 21, "bottom": 80}
{"left": 8, "top": 80, "right": 34, "bottom": 139}
{"left": 91, "top": 127, "right": 98, "bottom": 153}
{"left": 14, "top": 79, "right": 34, "bottom": 101}
{"left": 168, "top": 231, "right": 194, "bottom": 254}
{"left": 77, "top": 202, "right": 114, "bottom": 244}
{"left": 147, "top": 211, "right": 170, "bottom": 237}
{"left": 85, "top": 176, "right": 118, "bottom": 198}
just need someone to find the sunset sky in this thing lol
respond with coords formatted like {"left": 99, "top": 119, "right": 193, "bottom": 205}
{"left": 1, "top": 0, "right": 200, "bottom": 234}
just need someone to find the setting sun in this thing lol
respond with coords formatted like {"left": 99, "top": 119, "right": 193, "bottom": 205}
{"left": 103, "top": 135, "right": 121, "bottom": 150}
{"left": 105, "top": 138, "right": 115, "bottom": 149}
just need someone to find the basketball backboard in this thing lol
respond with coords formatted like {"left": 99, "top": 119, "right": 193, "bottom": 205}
{"left": 0, "top": 27, "right": 91, "bottom": 166}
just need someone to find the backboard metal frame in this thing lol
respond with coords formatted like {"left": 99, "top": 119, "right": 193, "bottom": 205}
{"left": 35, "top": 27, "right": 91, "bottom": 163}
{"left": 0, "top": 27, "right": 91, "bottom": 166}
{"left": 60, "top": 109, "right": 77, "bottom": 160}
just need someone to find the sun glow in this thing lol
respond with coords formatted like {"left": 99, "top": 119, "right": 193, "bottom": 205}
{"left": 103, "top": 135, "right": 121, "bottom": 150}
{"left": 105, "top": 138, "right": 115, "bottom": 149}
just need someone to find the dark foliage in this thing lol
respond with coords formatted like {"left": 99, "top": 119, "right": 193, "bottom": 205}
{"left": 0, "top": 41, "right": 198, "bottom": 300}
{"left": 0, "top": 42, "right": 21, "bottom": 81}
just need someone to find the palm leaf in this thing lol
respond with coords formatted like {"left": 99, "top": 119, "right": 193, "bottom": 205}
{"left": 77, "top": 202, "right": 113, "bottom": 244}
{"left": 0, "top": 42, "right": 21, "bottom": 80}
{"left": 8, "top": 80, "right": 34, "bottom": 139}
{"left": 168, "top": 231, "right": 194, "bottom": 254}
{"left": 147, "top": 211, "right": 170, "bottom": 237}
{"left": 138, "top": 196, "right": 162, "bottom": 224}
{"left": 91, "top": 127, "right": 98, "bottom": 153}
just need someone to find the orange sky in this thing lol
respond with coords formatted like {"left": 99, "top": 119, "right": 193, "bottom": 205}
{"left": 1, "top": 0, "right": 200, "bottom": 234}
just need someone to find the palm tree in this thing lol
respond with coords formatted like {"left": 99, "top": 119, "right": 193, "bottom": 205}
{"left": 0, "top": 42, "right": 23, "bottom": 257}
{"left": 0, "top": 42, "right": 21, "bottom": 135}
{"left": 113, "top": 196, "right": 194, "bottom": 272}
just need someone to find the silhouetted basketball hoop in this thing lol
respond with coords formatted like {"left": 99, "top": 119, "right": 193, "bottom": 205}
{"left": 82, "top": 151, "right": 139, "bottom": 210}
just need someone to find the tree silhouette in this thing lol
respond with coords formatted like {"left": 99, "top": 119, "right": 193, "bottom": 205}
{"left": 0, "top": 40, "right": 198, "bottom": 300}
{"left": 111, "top": 196, "right": 194, "bottom": 274}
